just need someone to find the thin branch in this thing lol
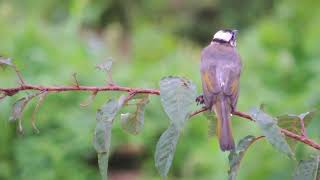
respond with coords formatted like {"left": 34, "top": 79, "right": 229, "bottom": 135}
{"left": 299, "top": 116, "right": 307, "bottom": 137}
{"left": 12, "top": 65, "right": 26, "bottom": 85}
{"left": 0, "top": 83, "right": 319, "bottom": 150}
{"left": 72, "top": 73, "right": 80, "bottom": 87}
{"left": 233, "top": 111, "right": 320, "bottom": 150}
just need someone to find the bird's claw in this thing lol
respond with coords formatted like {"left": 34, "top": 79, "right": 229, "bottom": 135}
{"left": 196, "top": 95, "right": 205, "bottom": 105}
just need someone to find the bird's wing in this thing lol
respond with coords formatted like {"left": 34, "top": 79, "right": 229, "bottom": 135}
{"left": 200, "top": 58, "right": 221, "bottom": 108}
{"left": 201, "top": 49, "right": 241, "bottom": 111}
{"left": 223, "top": 67, "right": 240, "bottom": 112}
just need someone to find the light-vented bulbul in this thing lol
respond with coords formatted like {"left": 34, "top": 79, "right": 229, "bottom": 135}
{"left": 200, "top": 29, "right": 242, "bottom": 151}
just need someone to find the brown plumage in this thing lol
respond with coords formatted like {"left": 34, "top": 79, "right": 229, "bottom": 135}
{"left": 200, "top": 30, "right": 242, "bottom": 151}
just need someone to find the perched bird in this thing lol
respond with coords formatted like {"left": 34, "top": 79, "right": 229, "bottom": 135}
{"left": 199, "top": 29, "right": 242, "bottom": 151}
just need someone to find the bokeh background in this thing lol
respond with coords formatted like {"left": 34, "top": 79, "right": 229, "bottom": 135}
{"left": 0, "top": 0, "right": 320, "bottom": 179}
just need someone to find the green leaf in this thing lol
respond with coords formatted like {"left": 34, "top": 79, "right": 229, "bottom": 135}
{"left": 159, "top": 76, "right": 197, "bottom": 129}
{"left": 0, "top": 57, "right": 12, "bottom": 69}
{"left": 249, "top": 107, "right": 294, "bottom": 158}
{"left": 154, "top": 124, "right": 180, "bottom": 178}
{"left": 203, "top": 111, "right": 216, "bottom": 138}
{"left": 294, "top": 156, "right": 320, "bottom": 180}
{"left": 93, "top": 96, "right": 125, "bottom": 180}
{"left": 277, "top": 111, "right": 316, "bottom": 150}
{"left": 96, "top": 59, "right": 113, "bottom": 72}
{"left": 98, "top": 153, "right": 109, "bottom": 180}
{"left": 228, "top": 135, "right": 256, "bottom": 180}
{"left": 120, "top": 95, "right": 149, "bottom": 135}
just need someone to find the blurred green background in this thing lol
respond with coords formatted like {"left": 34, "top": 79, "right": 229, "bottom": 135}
{"left": 0, "top": 0, "right": 320, "bottom": 179}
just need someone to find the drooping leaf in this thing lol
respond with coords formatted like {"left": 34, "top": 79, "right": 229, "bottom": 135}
{"left": 228, "top": 135, "right": 256, "bottom": 180}
{"left": 154, "top": 124, "right": 180, "bottom": 178}
{"left": 98, "top": 153, "right": 109, "bottom": 180}
{"left": 93, "top": 96, "right": 125, "bottom": 180}
{"left": 9, "top": 93, "right": 40, "bottom": 133}
{"left": 96, "top": 59, "right": 113, "bottom": 72}
{"left": 249, "top": 107, "right": 294, "bottom": 159}
{"left": 203, "top": 111, "right": 216, "bottom": 138}
{"left": 120, "top": 95, "right": 149, "bottom": 135}
{"left": 31, "top": 92, "right": 48, "bottom": 133}
{"left": 277, "top": 111, "right": 316, "bottom": 150}
{"left": 9, "top": 93, "right": 39, "bottom": 122}
{"left": 0, "top": 57, "right": 13, "bottom": 69}
{"left": 294, "top": 156, "right": 320, "bottom": 180}
{"left": 159, "top": 76, "right": 197, "bottom": 129}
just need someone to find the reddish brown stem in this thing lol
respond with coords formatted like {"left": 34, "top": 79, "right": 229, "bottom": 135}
{"left": 0, "top": 84, "right": 319, "bottom": 150}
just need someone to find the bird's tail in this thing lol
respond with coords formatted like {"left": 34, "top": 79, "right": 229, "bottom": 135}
{"left": 212, "top": 96, "right": 235, "bottom": 151}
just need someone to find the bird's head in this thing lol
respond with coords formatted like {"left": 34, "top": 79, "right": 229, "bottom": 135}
{"left": 212, "top": 29, "right": 238, "bottom": 47}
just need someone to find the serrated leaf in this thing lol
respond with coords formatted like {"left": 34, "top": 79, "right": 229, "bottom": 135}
{"left": 277, "top": 111, "right": 316, "bottom": 150}
{"left": 249, "top": 107, "right": 294, "bottom": 159}
{"left": 155, "top": 124, "right": 180, "bottom": 177}
{"left": 228, "top": 135, "right": 256, "bottom": 180}
{"left": 159, "top": 76, "right": 197, "bottom": 129}
{"left": 120, "top": 95, "right": 149, "bottom": 135}
{"left": 93, "top": 96, "right": 125, "bottom": 180}
{"left": 0, "top": 57, "right": 12, "bottom": 69}
{"left": 96, "top": 60, "right": 112, "bottom": 72}
{"left": 203, "top": 111, "right": 216, "bottom": 138}
{"left": 294, "top": 156, "right": 320, "bottom": 180}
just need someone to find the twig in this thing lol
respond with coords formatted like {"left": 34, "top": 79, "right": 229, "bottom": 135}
{"left": 72, "top": 73, "right": 80, "bottom": 87}
{"left": 299, "top": 116, "right": 307, "bottom": 137}
{"left": 12, "top": 65, "right": 26, "bottom": 85}
{"left": 0, "top": 84, "right": 319, "bottom": 150}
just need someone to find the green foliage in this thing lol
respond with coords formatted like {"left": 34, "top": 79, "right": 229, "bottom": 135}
{"left": 249, "top": 107, "right": 294, "bottom": 159}
{"left": 93, "top": 97, "right": 125, "bottom": 179}
{"left": 203, "top": 111, "right": 217, "bottom": 138}
{"left": 228, "top": 135, "right": 256, "bottom": 180}
{"left": 0, "top": 0, "right": 320, "bottom": 179}
{"left": 155, "top": 76, "right": 197, "bottom": 177}
{"left": 154, "top": 124, "right": 180, "bottom": 178}
{"left": 159, "top": 76, "right": 197, "bottom": 130}
{"left": 294, "top": 156, "right": 320, "bottom": 180}
{"left": 277, "top": 111, "right": 316, "bottom": 150}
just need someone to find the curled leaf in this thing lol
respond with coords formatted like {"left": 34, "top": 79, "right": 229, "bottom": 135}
{"left": 249, "top": 107, "right": 294, "bottom": 159}
{"left": 96, "top": 59, "right": 113, "bottom": 72}
{"left": 31, "top": 92, "right": 48, "bottom": 133}
{"left": 0, "top": 57, "right": 13, "bottom": 69}
{"left": 159, "top": 76, "right": 197, "bottom": 130}
{"left": 80, "top": 91, "right": 98, "bottom": 107}
{"left": 120, "top": 95, "right": 149, "bottom": 135}
{"left": 10, "top": 93, "right": 40, "bottom": 134}
{"left": 10, "top": 93, "right": 39, "bottom": 122}
{"left": 228, "top": 135, "right": 257, "bottom": 180}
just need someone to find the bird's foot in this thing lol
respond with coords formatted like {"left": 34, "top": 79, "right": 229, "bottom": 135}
{"left": 196, "top": 95, "right": 205, "bottom": 105}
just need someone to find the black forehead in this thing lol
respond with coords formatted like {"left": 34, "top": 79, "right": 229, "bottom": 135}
{"left": 222, "top": 29, "right": 233, "bottom": 33}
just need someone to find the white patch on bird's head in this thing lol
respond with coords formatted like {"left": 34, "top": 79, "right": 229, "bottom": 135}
{"left": 213, "top": 30, "right": 233, "bottom": 42}
{"left": 212, "top": 29, "right": 238, "bottom": 47}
